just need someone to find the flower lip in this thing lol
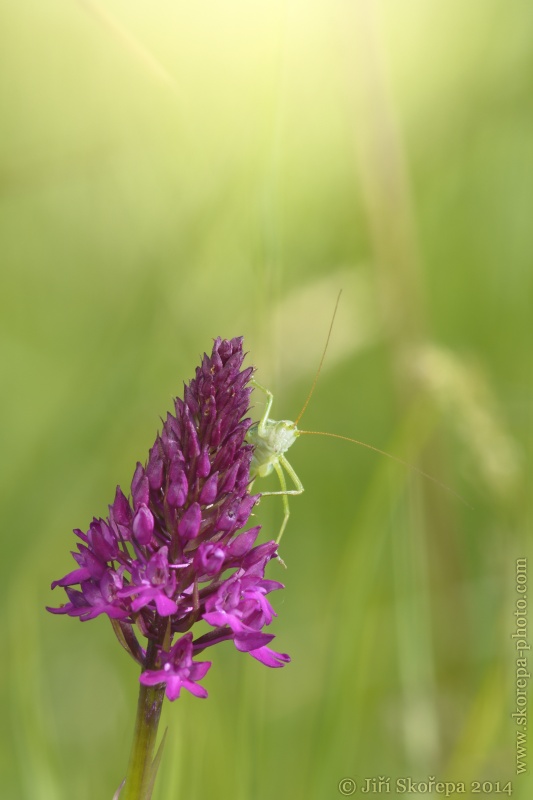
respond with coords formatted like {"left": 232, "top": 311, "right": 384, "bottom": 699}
{"left": 140, "top": 633, "right": 212, "bottom": 701}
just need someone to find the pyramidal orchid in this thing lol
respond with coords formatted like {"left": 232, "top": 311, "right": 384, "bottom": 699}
{"left": 47, "top": 337, "right": 289, "bottom": 799}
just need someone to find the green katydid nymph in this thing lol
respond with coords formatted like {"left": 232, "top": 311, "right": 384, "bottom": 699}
{"left": 246, "top": 291, "right": 464, "bottom": 546}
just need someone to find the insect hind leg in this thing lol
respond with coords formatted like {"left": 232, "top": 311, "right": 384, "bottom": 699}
{"left": 259, "top": 455, "right": 304, "bottom": 544}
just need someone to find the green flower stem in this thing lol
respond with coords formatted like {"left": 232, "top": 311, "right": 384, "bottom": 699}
{"left": 121, "top": 649, "right": 166, "bottom": 800}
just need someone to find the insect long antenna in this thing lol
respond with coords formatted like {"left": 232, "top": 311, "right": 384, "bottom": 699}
{"left": 298, "top": 430, "right": 471, "bottom": 506}
{"left": 294, "top": 289, "right": 342, "bottom": 426}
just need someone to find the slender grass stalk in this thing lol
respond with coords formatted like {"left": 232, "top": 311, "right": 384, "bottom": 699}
{"left": 345, "top": 0, "right": 444, "bottom": 770}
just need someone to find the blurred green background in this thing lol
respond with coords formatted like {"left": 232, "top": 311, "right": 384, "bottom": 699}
{"left": 1, "top": 1, "right": 532, "bottom": 798}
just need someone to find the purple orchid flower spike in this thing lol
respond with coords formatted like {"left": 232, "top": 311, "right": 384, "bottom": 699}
{"left": 47, "top": 337, "right": 290, "bottom": 800}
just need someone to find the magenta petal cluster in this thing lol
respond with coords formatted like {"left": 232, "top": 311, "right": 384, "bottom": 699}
{"left": 48, "top": 338, "right": 289, "bottom": 699}
{"left": 140, "top": 633, "right": 211, "bottom": 701}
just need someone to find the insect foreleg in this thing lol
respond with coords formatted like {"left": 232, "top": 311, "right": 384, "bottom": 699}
{"left": 250, "top": 379, "right": 274, "bottom": 435}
